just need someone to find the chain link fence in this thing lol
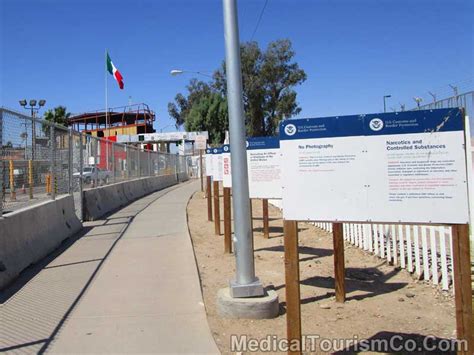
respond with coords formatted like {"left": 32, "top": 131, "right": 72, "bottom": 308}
{"left": 1, "top": 107, "right": 189, "bottom": 220}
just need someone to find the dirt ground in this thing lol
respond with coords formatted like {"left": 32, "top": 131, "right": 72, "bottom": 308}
{"left": 187, "top": 189, "right": 457, "bottom": 354}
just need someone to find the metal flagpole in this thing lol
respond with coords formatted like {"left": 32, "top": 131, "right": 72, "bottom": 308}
{"left": 105, "top": 49, "right": 109, "bottom": 170}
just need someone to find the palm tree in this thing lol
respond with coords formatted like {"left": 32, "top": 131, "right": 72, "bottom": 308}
{"left": 42, "top": 106, "right": 71, "bottom": 136}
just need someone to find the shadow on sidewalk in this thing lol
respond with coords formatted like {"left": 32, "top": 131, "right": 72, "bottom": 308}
{"left": 0, "top": 184, "right": 185, "bottom": 354}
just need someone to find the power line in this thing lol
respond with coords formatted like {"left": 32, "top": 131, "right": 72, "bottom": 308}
{"left": 250, "top": 0, "right": 269, "bottom": 41}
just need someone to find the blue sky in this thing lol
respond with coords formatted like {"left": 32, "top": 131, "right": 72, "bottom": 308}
{"left": 1, "top": 0, "right": 473, "bottom": 133}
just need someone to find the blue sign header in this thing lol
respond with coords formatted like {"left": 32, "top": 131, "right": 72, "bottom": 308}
{"left": 279, "top": 108, "right": 464, "bottom": 140}
{"left": 246, "top": 136, "right": 280, "bottom": 150}
{"left": 222, "top": 144, "right": 230, "bottom": 153}
{"left": 211, "top": 147, "right": 223, "bottom": 154}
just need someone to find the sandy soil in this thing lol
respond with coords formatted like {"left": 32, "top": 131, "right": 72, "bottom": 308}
{"left": 187, "top": 189, "right": 457, "bottom": 354}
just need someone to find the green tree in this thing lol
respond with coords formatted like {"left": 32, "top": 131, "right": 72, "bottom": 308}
{"left": 186, "top": 93, "right": 228, "bottom": 145}
{"left": 167, "top": 39, "right": 306, "bottom": 141}
{"left": 213, "top": 39, "right": 307, "bottom": 136}
{"left": 42, "top": 106, "right": 71, "bottom": 135}
{"left": 168, "top": 79, "right": 212, "bottom": 128}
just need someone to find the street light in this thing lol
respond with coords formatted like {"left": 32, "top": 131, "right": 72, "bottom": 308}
{"left": 170, "top": 69, "right": 212, "bottom": 78}
{"left": 413, "top": 97, "right": 423, "bottom": 109}
{"left": 19, "top": 99, "right": 46, "bottom": 159}
{"left": 383, "top": 95, "right": 391, "bottom": 113}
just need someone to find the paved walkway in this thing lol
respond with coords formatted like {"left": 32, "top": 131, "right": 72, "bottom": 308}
{"left": 0, "top": 180, "right": 219, "bottom": 354}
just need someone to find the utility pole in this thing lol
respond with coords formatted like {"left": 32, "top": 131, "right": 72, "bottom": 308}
{"left": 222, "top": 0, "right": 263, "bottom": 298}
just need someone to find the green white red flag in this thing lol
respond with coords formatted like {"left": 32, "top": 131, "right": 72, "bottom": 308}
{"left": 106, "top": 53, "right": 124, "bottom": 89}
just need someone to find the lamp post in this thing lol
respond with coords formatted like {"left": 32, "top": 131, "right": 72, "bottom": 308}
{"left": 413, "top": 97, "right": 423, "bottom": 109}
{"left": 170, "top": 69, "right": 213, "bottom": 78}
{"left": 222, "top": 0, "right": 263, "bottom": 298}
{"left": 19, "top": 99, "right": 46, "bottom": 159}
{"left": 383, "top": 95, "right": 391, "bottom": 113}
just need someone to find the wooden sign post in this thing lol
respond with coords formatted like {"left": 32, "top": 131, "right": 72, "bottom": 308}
{"left": 283, "top": 220, "right": 302, "bottom": 355}
{"left": 223, "top": 187, "right": 232, "bottom": 253}
{"left": 451, "top": 224, "right": 473, "bottom": 354}
{"left": 199, "top": 149, "right": 204, "bottom": 192}
{"left": 206, "top": 176, "right": 213, "bottom": 222}
{"left": 213, "top": 180, "right": 221, "bottom": 235}
{"left": 262, "top": 198, "right": 270, "bottom": 238}
{"left": 332, "top": 222, "right": 346, "bottom": 303}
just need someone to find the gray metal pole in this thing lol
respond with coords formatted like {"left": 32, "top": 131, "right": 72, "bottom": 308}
{"left": 50, "top": 125, "right": 56, "bottom": 200}
{"left": 111, "top": 142, "right": 116, "bottom": 183}
{"left": 148, "top": 150, "right": 151, "bottom": 176}
{"left": 32, "top": 109, "right": 36, "bottom": 160}
{"left": 79, "top": 133, "right": 84, "bottom": 221}
{"left": 94, "top": 139, "right": 99, "bottom": 187}
{"left": 137, "top": 148, "right": 141, "bottom": 178}
{"left": 68, "top": 129, "right": 73, "bottom": 194}
{"left": 0, "top": 109, "right": 3, "bottom": 217}
{"left": 222, "top": 0, "right": 263, "bottom": 297}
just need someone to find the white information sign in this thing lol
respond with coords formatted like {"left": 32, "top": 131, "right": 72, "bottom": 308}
{"left": 205, "top": 148, "right": 213, "bottom": 177}
{"left": 212, "top": 147, "right": 223, "bottom": 182}
{"left": 195, "top": 135, "right": 207, "bottom": 150}
{"left": 280, "top": 109, "right": 470, "bottom": 224}
{"left": 222, "top": 144, "right": 232, "bottom": 188}
{"left": 247, "top": 137, "right": 282, "bottom": 199}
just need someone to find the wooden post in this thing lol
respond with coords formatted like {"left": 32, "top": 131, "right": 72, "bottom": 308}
{"left": 223, "top": 187, "right": 232, "bottom": 253}
{"left": 28, "top": 159, "right": 33, "bottom": 199}
{"left": 199, "top": 149, "right": 203, "bottom": 192}
{"left": 333, "top": 222, "right": 346, "bottom": 303}
{"left": 262, "top": 198, "right": 270, "bottom": 238}
{"left": 206, "top": 176, "right": 213, "bottom": 221}
{"left": 283, "top": 220, "right": 302, "bottom": 355}
{"left": 451, "top": 224, "right": 473, "bottom": 355}
{"left": 213, "top": 180, "right": 221, "bottom": 235}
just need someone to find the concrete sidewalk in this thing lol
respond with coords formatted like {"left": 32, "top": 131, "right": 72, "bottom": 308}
{"left": 46, "top": 180, "right": 218, "bottom": 354}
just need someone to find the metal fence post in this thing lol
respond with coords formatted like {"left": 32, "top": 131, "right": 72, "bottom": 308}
{"left": 148, "top": 150, "right": 151, "bottom": 176}
{"left": 0, "top": 109, "right": 3, "bottom": 217}
{"left": 125, "top": 146, "right": 129, "bottom": 179}
{"left": 94, "top": 139, "right": 99, "bottom": 187}
{"left": 68, "top": 129, "right": 73, "bottom": 194}
{"left": 175, "top": 154, "right": 179, "bottom": 182}
{"left": 137, "top": 148, "right": 141, "bottom": 178}
{"left": 50, "top": 125, "right": 56, "bottom": 200}
{"left": 111, "top": 142, "right": 116, "bottom": 183}
{"left": 79, "top": 132, "right": 84, "bottom": 221}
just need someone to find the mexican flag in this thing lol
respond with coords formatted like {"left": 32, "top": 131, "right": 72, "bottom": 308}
{"left": 106, "top": 53, "right": 124, "bottom": 89}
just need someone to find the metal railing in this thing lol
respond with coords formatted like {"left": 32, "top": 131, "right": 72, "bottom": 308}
{"left": 0, "top": 107, "right": 189, "bottom": 219}
{"left": 415, "top": 90, "right": 474, "bottom": 119}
